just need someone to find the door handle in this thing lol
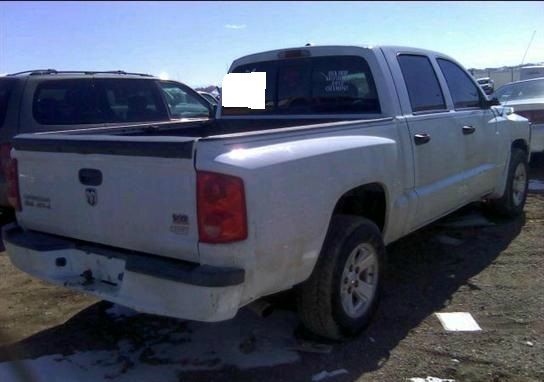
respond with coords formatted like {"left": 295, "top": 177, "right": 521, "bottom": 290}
{"left": 414, "top": 133, "right": 431, "bottom": 145}
{"left": 462, "top": 125, "right": 476, "bottom": 135}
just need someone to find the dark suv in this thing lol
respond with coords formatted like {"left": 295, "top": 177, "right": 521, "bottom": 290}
{"left": 0, "top": 70, "right": 213, "bottom": 210}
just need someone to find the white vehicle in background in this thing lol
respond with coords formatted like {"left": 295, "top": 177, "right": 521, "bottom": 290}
{"left": 3, "top": 45, "right": 530, "bottom": 340}
{"left": 494, "top": 77, "right": 544, "bottom": 154}
{"left": 520, "top": 65, "right": 544, "bottom": 81}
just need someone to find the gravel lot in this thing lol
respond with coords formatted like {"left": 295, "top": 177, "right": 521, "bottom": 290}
{"left": 0, "top": 156, "right": 542, "bottom": 382}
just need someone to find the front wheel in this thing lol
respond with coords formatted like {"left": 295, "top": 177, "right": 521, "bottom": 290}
{"left": 487, "top": 148, "right": 528, "bottom": 218}
{"left": 296, "top": 215, "right": 385, "bottom": 340}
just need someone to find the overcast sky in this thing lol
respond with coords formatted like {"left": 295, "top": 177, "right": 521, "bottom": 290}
{"left": 1, "top": 1, "right": 542, "bottom": 87}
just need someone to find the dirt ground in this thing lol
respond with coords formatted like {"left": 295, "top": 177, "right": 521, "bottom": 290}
{"left": 0, "top": 156, "right": 543, "bottom": 382}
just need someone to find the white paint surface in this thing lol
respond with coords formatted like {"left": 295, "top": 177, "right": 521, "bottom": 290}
{"left": 221, "top": 72, "right": 266, "bottom": 109}
{"left": 435, "top": 312, "right": 482, "bottom": 332}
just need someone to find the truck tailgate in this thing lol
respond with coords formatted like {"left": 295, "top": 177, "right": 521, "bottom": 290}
{"left": 12, "top": 134, "right": 200, "bottom": 262}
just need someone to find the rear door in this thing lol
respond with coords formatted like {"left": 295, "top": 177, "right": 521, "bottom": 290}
{"left": 436, "top": 58, "right": 499, "bottom": 200}
{"left": 394, "top": 54, "right": 467, "bottom": 229}
{"left": 96, "top": 78, "right": 170, "bottom": 126}
{"left": 13, "top": 135, "right": 200, "bottom": 262}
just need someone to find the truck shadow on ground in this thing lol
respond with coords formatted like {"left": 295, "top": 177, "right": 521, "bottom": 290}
{"left": 1, "top": 153, "right": 542, "bottom": 381}
{"left": 0, "top": 205, "right": 526, "bottom": 382}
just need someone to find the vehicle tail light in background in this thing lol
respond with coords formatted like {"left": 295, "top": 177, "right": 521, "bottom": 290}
{"left": 197, "top": 171, "right": 247, "bottom": 243}
{"left": 516, "top": 109, "right": 544, "bottom": 124}
{"left": 0, "top": 144, "right": 21, "bottom": 211}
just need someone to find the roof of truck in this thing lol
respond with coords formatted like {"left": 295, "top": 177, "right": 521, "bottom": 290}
{"left": 229, "top": 44, "right": 456, "bottom": 70}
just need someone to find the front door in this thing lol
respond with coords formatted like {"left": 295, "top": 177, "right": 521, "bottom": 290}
{"left": 436, "top": 58, "right": 499, "bottom": 200}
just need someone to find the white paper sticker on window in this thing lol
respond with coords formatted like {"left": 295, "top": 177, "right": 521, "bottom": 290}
{"left": 323, "top": 70, "right": 349, "bottom": 92}
{"left": 221, "top": 72, "right": 266, "bottom": 109}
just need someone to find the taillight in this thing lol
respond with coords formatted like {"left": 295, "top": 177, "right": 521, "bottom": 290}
{"left": 0, "top": 144, "right": 21, "bottom": 211}
{"left": 197, "top": 171, "right": 247, "bottom": 243}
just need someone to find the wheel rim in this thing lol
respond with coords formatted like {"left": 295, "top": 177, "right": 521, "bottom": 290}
{"left": 512, "top": 162, "right": 527, "bottom": 207}
{"left": 340, "top": 243, "right": 378, "bottom": 319}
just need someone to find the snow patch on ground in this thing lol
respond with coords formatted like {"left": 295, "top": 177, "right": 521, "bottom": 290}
{"left": 0, "top": 309, "right": 300, "bottom": 382}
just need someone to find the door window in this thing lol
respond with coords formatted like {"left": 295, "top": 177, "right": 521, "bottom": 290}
{"left": 98, "top": 79, "right": 169, "bottom": 123}
{"left": 398, "top": 55, "right": 446, "bottom": 113}
{"left": 437, "top": 59, "right": 483, "bottom": 109}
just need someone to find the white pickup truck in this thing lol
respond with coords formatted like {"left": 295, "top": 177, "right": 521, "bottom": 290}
{"left": 3, "top": 46, "right": 531, "bottom": 340}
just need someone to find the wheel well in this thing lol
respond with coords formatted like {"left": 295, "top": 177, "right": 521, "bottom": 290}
{"left": 512, "top": 139, "right": 528, "bottom": 154}
{"left": 332, "top": 183, "right": 387, "bottom": 232}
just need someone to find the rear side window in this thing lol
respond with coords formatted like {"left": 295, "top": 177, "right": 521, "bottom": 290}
{"left": 98, "top": 79, "right": 169, "bottom": 123}
{"left": 0, "top": 79, "right": 16, "bottom": 128}
{"left": 33, "top": 80, "right": 103, "bottom": 125}
{"left": 437, "top": 59, "right": 482, "bottom": 109}
{"left": 398, "top": 55, "right": 446, "bottom": 113}
{"left": 225, "top": 55, "right": 380, "bottom": 115}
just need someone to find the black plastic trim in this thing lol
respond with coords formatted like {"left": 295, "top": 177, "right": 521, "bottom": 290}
{"left": 2, "top": 225, "right": 244, "bottom": 287}
{"left": 12, "top": 137, "right": 194, "bottom": 159}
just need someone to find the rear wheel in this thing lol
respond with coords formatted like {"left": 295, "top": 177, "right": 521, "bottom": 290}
{"left": 488, "top": 148, "right": 528, "bottom": 218}
{"left": 297, "top": 215, "right": 385, "bottom": 340}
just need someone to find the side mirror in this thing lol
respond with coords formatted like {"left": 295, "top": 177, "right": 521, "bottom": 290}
{"left": 486, "top": 97, "right": 501, "bottom": 107}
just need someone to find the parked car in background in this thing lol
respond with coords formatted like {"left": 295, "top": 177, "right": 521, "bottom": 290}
{"left": 477, "top": 77, "right": 495, "bottom": 95}
{"left": 4, "top": 46, "right": 530, "bottom": 340}
{"left": 519, "top": 65, "right": 544, "bottom": 81}
{"left": 494, "top": 77, "right": 544, "bottom": 154}
{"left": 0, "top": 70, "right": 212, "bottom": 210}
{"left": 197, "top": 91, "right": 219, "bottom": 106}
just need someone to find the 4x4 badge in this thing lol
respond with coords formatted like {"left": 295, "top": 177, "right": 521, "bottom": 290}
{"left": 85, "top": 188, "right": 97, "bottom": 206}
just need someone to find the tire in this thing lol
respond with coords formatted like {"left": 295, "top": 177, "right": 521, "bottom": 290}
{"left": 297, "top": 215, "right": 385, "bottom": 340}
{"left": 487, "top": 148, "right": 529, "bottom": 218}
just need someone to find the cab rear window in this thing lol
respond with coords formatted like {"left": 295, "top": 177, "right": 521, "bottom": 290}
{"left": 224, "top": 55, "right": 380, "bottom": 115}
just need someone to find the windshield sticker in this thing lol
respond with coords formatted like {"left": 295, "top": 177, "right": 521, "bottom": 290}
{"left": 323, "top": 70, "right": 349, "bottom": 92}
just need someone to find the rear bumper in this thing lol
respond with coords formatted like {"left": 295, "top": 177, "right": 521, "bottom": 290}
{"left": 531, "top": 123, "right": 544, "bottom": 153}
{"left": 2, "top": 224, "right": 245, "bottom": 321}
